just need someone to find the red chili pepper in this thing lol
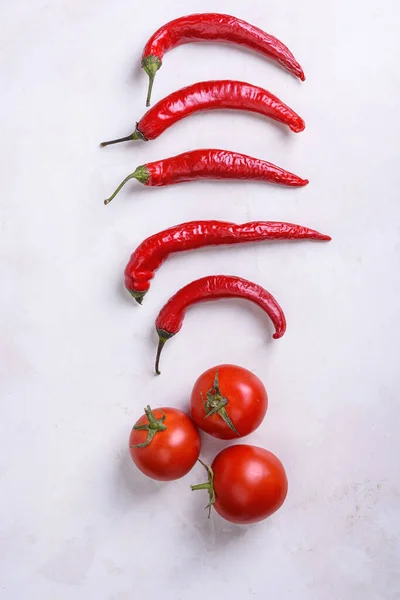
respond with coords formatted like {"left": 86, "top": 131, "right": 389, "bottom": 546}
{"left": 142, "top": 13, "right": 305, "bottom": 106}
{"left": 154, "top": 275, "right": 286, "bottom": 374}
{"left": 104, "top": 149, "right": 308, "bottom": 204}
{"left": 100, "top": 80, "right": 305, "bottom": 147}
{"left": 125, "top": 220, "right": 331, "bottom": 304}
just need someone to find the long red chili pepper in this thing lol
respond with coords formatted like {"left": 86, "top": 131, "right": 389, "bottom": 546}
{"left": 104, "top": 149, "right": 308, "bottom": 204}
{"left": 142, "top": 13, "right": 305, "bottom": 106}
{"left": 100, "top": 81, "right": 305, "bottom": 147}
{"left": 154, "top": 275, "right": 286, "bottom": 374}
{"left": 125, "top": 220, "right": 331, "bottom": 304}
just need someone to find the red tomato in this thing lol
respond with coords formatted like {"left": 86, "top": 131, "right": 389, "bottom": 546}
{"left": 191, "top": 445, "right": 288, "bottom": 524}
{"left": 190, "top": 365, "right": 268, "bottom": 439}
{"left": 129, "top": 405, "right": 200, "bottom": 481}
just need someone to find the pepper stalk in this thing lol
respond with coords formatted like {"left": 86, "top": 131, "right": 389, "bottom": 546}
{"left": 104, "top": 166, "right": 150, "bottom": 205}
{"left": 142, "top": 55, "right": 162, "bottom": 107}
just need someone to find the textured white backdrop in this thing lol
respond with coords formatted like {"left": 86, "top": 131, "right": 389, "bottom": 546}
{"left": 1, "top": 0, "right": 400, "bottom": 598}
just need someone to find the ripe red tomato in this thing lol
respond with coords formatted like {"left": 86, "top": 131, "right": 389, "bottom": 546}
{"left": 190, "top": 365, "right": 268, "bottom": 439}
{"left": 129, "top": 405, "right": 201, "bottom": 481}
{"left": 191, "top": 445, "right": 288, "bottom": 524}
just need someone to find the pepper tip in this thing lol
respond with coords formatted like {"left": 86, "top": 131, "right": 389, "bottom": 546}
{"left": 290, "top": 120, "right": 306, "bottom": 133}
{"left": 273, "top": 325, "right": 286, "bottom": 340}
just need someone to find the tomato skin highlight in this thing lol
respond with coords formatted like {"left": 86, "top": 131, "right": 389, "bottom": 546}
{"left": 129, "top": 407, "right": 201, "bottom": 481}
{"left": 190, "top": 365, "right": 268, "bottom": 439}
{"left": 212, "top": 445, "right": 287, "bottom": 524}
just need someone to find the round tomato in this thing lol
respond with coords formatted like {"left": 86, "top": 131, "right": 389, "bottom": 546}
{"left": 191, "top": 445, "right": 288, "bottom": 524}
{"left": 129, "top": 405, "right": 201, "bottom": 481}
{"left": 190, "top": 364, "right": 268, "bottom": 439}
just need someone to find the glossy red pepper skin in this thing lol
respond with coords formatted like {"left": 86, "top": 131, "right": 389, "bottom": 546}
{"left": 103, "top": 149, "right": 308, "bottom": 204}
{"left": 138, "top": 80, "right": 305, "bottom": 136}
{"left": 99, "top": 81, "right": 305, "bottom": 148}
{"left": 124, "top": 220, "right": 331, "bottom": 303}
{"left": 154, "top": 276, "right": 286, "bottom": 374}
{"left": 142, "top": 13, "right": 305, "bottom": 105}
{"left": 141, "top": 149, "right": 308, "bottom": 186}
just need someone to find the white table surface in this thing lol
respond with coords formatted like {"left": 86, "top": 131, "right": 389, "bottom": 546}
{"left": 1, "top": 1, "right": 400, "bottom": 598}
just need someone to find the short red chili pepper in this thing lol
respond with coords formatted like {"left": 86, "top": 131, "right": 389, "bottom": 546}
{"left": 154, "top": 275, "right": 286, "bottom": 374}
{"left": 142, "top": 13, "right": 305, "bottom": 105}
{"left": 100, "top": 80, "right": 305, "bottom": 147}
{"left": 125, "top": 220, "right": 331, "bottom": 304}
{"left": 104, "top": 149, "right": 308, "bottom": 204}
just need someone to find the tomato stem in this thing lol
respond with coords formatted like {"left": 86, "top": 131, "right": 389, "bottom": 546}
{"left": 130, "top": 405, "right": 167, "bottom": 448}
{"left": 190, "top": 459, "right": 216, "bottom": 518}
{"left": 190, "top": 483, "right": 210, "bottom": 491}
{"left": 202, "top": 371, "right": 239, "bottom": 435}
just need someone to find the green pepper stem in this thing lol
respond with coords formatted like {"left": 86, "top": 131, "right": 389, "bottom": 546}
{"left": 100, "top": 128, "right": 145, "bottom": 148}
{"left": 155, "top": 335, "right": 167, "bottom": 375}
{"left": 142, "top": 55, "right": 162, "bottom": 107}
{"left": 104, "top": 173, "right": 137, "bottom": 205}
{"left": 146, "top": 73, "right": 155, "bottom": 108}
{"left": 128, "top": 289, "right": 147, "bottom": 305}
{"left": 155, "top": 337, "right": 166, "bottom": 375}
{"left": 104, "top": 166, "right": 150, "bottom": 205}
{"left": 100, "top": 134, "right": 134, "bottom": 147}
{"left": 154, "top": 329, "right": 175, "bottom": 375}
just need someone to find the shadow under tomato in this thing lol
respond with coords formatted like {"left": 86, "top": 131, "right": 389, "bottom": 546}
{"left": 186, "top": 434, "right": 281, "bottom": 549}
{"left": 114, "top": 448, "right": 163, "bottom": 506}
{"left": 188, "top": 484, "right": 280, "bottom": 555}
{"left": 187, "top": 437, "right": 246, "bottom": 549}
{"left": 187, "top": 493, "right": 249, "bottom": 552}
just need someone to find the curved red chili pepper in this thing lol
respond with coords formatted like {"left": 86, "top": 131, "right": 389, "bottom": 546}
{"left": 142, "top": 13, "right": 305, "bottom": 105}
{"left": 125, "top": 220, "right": 331, "bottom": 304}
{"left": 100, "top": 81, "right": 305, "bottom": 147}
{"left": 104, "top": 149, "right": 308, "bottom": 204}
{"left": 154, "top": 275, "right": 286, "bottom": 374}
